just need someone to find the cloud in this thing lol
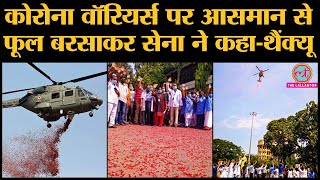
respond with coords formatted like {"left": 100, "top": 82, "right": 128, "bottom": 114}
{"left": 219, "top": 114, "right": 275, "bottom": 130}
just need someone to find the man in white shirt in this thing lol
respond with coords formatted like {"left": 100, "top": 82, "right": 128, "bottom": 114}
{"left": 166, "top": 81, "right": 183, "bottom": 127}
{"left": 107, "top": 73, "right": 119, "bottom": 128}
{"left": 115, "top": 76, "right": 129, "bottom": 125}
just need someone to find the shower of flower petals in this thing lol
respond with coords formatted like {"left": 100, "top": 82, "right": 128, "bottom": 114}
{"left": 108, "top": 125, "right": 212, "bottom": 178}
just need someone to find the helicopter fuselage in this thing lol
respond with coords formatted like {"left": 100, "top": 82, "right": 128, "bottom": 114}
{"left": 2, "top": 85, "right": 103, "bottom": 123}
{"left": 259, "top": 71, "right": 264, "bottom": 77}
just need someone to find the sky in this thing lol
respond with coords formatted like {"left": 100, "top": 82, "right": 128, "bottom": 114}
{"left": 214, "top": 63, "right": 318, "bottom": 155}
{"left": 2, "top": 63, "right": 107, "bottom": 177}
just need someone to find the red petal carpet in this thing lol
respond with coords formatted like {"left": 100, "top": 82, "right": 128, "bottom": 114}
{"left": 108, "top": 124, "right": 212, "bottom": 178}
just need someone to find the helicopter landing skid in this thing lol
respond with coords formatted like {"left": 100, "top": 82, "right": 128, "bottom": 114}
{"left": 47, "top": 122, "right": 52, "bottom": 128}
{"left": 89, "top": 110, "right": 94, "bottom": 117}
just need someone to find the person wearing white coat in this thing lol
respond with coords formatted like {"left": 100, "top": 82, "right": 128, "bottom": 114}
{"left": 298, "top": 165, "right": 308, "bottom": 178}
{"left": 233, "top": 162, "right": 241, "bottom": 178}
{"left": 220, "top": 165, "right": 228, "bottom": 178}
{"left": 227, "top": 161, "right": 234, "bottom": 178}
{"left": 166, "top": 82, "right": 183, "bottom": 127}
{"left": 287, "top": 167, "right": 293, "bottom": 178}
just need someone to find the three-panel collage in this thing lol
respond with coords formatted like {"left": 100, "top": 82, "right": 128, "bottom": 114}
{"left": 2, "top": 63, "right": 318, "bottom": 178}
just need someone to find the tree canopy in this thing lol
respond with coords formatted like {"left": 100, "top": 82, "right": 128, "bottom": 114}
{"left": 264, "top": 101, "right": 318, "bottom": 165}
{"left": 213, "top": 139, "right": 244, "bottom": 163}
{"left": 132, "top": 62, "right": 212, "bottom": 90}
{"left": 195, "top": 62, "right": 212, "bottom": 90}
{"left": 133, "top": 63, "right": 168, "bottom": 86}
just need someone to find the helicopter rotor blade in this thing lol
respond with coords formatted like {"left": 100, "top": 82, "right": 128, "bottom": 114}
{"left": 263, "top": 69, "right": 269, "bottom": 72}
{"left": 253, "top": 73, "right": 259, "bottom": 76}
{"left": 256, "top": 66, "right": 261, "bottom": 71}
{"left": 27, "top": 62, "right": 57, "bottom": 84}
{"left": 60, "top": 71, "right": 108, "bottom": 84}
{"left": 2, "top": 88, "right": 35, "bottom": 95}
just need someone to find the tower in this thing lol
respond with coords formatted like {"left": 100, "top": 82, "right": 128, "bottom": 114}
{"left": 257, "top": 140, "right": 272, "bottom": 160}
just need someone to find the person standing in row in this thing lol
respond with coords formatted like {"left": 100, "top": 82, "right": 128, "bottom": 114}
{"left": 134, "top": 77, "right": 143, "bottom": 125}
{"left": 204, "top": 84, "right": 213, "bottom": 130}
{"left": 183, "top": 90, "right": 193, "bottom": 127}
{"left": 124, "top": 77, "right": 131, "bottom": 124}
{"left": 154, "top": 87, "right": 167, "bottom": 126}
{"left": 190, "top": 90, "right": 198, "bottom": 128}
{"left": 115, "top": 76, "right": 128, "bottom": 125}
{"left": 127, "top": 83, "right": 135, "bottom": 124}
{"left": 166, "top": 81, "right": 183, "bottom": 127}
{"left": 107, "top": 73, "right": 119, "bottom": 128}
{"left": 196, "top": 90, "right": 206, "bottom": 129}
{"left": 145, "top": 85, "right": 154, "bottom": 125}
{"left": 140, "top": 86, "right": 146, "bottom": 125}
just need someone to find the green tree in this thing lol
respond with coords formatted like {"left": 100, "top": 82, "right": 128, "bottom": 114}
{"left": 249, "top": 154, "right": 258, "bottom": 164}
{"left": 134, "top": 63, "right": 167, "bottom": 86}
{"left": 264, "top": 101, "right": 318, "bottom": 166}
{"left": 213, "top": 139, "right": 244, "bottom": 163}
{"left": 195, "top": 63, "right": 212, "bottom": 90}
{"left": 264, "top": 117, "right": 296, "bottom": 164}
{"left": 293, "top": 101, "right": 318, "bottom": 165}
{"left": 285, "top": 154, "right": 298, "bottom": 166}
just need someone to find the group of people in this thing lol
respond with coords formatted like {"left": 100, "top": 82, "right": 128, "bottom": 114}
{"left": 107, "top": 64, "right": 213, "bottom": 129}
{"left": 213, "top": 159, "right": 317, "bottom": 178}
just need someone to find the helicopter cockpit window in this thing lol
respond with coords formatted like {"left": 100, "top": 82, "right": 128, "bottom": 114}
{"left": 52, "top": 92, "right": 60, "bottom": 99}
{"left": 65, "top": 90, "right": 74, "bottom": 97}
{"left": 78, "top": 89, "right": 85, "bottom": 97}
{"left": 84, "top": 89, "right": 93, "bottom": 95}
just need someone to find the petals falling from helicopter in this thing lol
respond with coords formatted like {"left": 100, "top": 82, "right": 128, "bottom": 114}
{"left": 108, "top": 125, "right": 212, "bottom": 178}
{"left": 256, "top": 82, "right": 261, "bottom": 92}
{"left": 2, "top": 119, "right": 72, "bottom": 178}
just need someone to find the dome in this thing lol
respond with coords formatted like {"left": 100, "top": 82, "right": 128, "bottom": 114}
{"left": 258, "top": 140, "right": 264, "bottom": 145}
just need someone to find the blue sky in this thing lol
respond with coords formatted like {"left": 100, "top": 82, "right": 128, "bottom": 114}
{"left": 2, "top": 63, "right": 106, "bottom": 177}
{"left": 214, "top": 63, "right": 318, "bottom": 155}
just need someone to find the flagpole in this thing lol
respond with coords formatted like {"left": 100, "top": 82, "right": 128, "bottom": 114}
{"left": 248, "top": 112, "right": 257, "bottom": 165}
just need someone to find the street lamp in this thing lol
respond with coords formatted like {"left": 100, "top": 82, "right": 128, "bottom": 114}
{"left": 248, "top": 112, "right": 257, "bottom": 165}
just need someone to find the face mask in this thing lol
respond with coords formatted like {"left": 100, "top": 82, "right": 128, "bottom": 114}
{"left": 209, "top": 94, "right": 213, "bottom": 98}
{"left": 130, "top": 87, "right": 134, "bottom": 91}
{"left": 158, "top": 90, "right": 162, "bottom": 94}
{"left": 120, "top": 79, "right": 125, "bottom": 83}
{"left": 188, "top": 94, "right": 191, "bottom": 98}
{"left": 150, "top": 88, "right": 153, "bottom": 91}
{"left": 112, "top": 80, "right": 117, "bottom": 85}
{"left": 173, "top": 86, "right": 177, "bottom": 90}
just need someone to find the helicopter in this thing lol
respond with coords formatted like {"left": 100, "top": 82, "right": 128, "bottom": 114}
{"left": 2, "top": 63, "right": 106, "bottom": 128}
{"left": 253, "top": 66, "right": 269, "bottom": 82}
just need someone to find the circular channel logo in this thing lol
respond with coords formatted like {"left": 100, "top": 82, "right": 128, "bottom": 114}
{"left": 292, "top": 64, "right": 313, "bottom": 84}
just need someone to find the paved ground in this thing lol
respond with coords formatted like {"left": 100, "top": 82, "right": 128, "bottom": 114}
{"left": 107, "top": 124, "right": 212, "bottom": 178}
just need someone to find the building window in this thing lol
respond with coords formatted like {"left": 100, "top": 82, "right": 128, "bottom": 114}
{"left": 52, "top": 92, "right": 60, "bottom": 99}
{"left": 65, "top": 90, "right": 73, "bottom": 97}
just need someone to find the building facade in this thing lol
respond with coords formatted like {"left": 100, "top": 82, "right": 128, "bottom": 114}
{"left": 257, "top": 140, "right": 273, "bottom": 160}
